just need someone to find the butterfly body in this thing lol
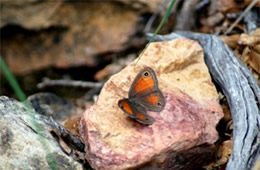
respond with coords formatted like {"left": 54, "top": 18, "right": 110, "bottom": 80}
{"left": 118, "top": 67, "right": 165, "bottom": 125}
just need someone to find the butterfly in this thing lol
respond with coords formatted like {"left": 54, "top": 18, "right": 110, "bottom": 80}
{"left": 118, "top": 67, "right": 165, "bottom": 125}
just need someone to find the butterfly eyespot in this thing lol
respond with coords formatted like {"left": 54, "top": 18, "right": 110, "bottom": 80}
{"left": 143, "top": 71, "right": 149, "bottom": 77}
{"left": 157, "top": 102, "right": 161, "bottom": 106}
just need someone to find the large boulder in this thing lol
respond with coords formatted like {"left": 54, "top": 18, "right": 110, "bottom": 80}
{"left": 0, "top": 96, "right": 83, "bottom": 169}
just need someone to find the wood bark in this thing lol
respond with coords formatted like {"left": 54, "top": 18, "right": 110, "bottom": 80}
{"left": 148, "top": 31, "right": 260, "bottom": 170}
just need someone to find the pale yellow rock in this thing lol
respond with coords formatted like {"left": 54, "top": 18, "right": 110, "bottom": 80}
{"left": 135, "top": 38, "right": 219, "bottom": 102}
{"left": 93, "top": 39, "right": 219, "bottom": 143}
{"left": 81, "top": 38, "right": 223, "bottom": 169}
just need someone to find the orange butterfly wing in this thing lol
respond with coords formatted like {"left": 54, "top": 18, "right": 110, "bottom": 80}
{"left": 129, "top": 67, "right": 158, "bottom": 98}
{"left": 118, "top": 99, "right": 134, "bottom": 116}
{"left": 134, "top": 91, "right": 165, "bottom": 112}
{"left": 118, "top": 99, "right": 154, "bottom": 125}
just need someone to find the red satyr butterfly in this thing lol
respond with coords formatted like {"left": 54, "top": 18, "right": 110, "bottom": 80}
{"left": 118, "top": 67, "right": 165, "bottom": 125}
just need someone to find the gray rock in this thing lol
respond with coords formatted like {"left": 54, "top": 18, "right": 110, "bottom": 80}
{"left": 27, "top": 92, "right": 77, "bottom": 123}
{"left": 0, "top": 96, "right": 83, "bottom": 170}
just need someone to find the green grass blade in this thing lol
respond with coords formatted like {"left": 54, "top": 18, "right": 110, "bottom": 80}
{"left": 0, "top": 56, "right": 26, "bottom": 101}
{"left": 137, "top": 0, "right": 176, "bottom": 62}
{"left": 0, "top": 56, "right": 57, "bottom": 170}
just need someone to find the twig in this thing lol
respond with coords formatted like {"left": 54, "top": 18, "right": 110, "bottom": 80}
{"left": 195, "top": 0, "right": 210, "bottom": 10}
{"left": 174, "top": 0, "right": 201, "bottom": 30}
{"left": 144, "top": 0, "right": 169, "bottom": 32}
{"left": 224, "top": 0, "right": 259, "bottom": 35}
{"left": 37, "top": 78, "right": 103, "bottom": 89}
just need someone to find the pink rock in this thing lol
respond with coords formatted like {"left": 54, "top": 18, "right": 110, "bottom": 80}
{"left": 80, "top": 39, "right": 223, "bottom": 169}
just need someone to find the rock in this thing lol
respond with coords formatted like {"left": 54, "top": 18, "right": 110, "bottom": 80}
{"left": 80, "top": 39, "right": 224, "bottom": 169}
{"left": 0, "top": 96, "right": 83, "bottom": 170}
{"left": 27, "top": 92, "right": 78, "bottom": 123}
{"left": 1, "top": 1, "right": 140, "bottom": 74}
{"left": 0, "top": 0, "right": 162, "bottom": 29}
{"left": 28, "top": 92, "right": 84, "bottom": 137}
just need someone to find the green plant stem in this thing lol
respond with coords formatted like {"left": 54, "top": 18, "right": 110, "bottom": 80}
{"left": 0, "top": 56, "right": 57, "bottom": 170}
{"left": 137, "top": 0, "right": 176, "bottom": 62}
{"left": 0, "top": 56, "right": 26, "bottom": 101}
